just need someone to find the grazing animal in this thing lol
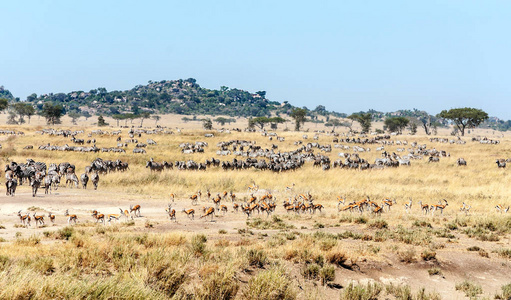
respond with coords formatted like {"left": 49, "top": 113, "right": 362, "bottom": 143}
{"left": 200, "top": 207, "right": 215, "bottom": 221}
{"left": 419, "top": 201, "right": 429, "bottom": 214}
{"left": 65, "top": 210, "right": 78, "bottom": 224}
{"left": 130, "top": 205, "right": 141, "bottom": 218}
{"left": 33, "top": 212, "right": 45, "bottom": 226}
{"left": 91, "top": 173, "right": 100, "bottom": 190}
{"left": 18, "top": 210, "right": 30, "bottom": 226}
{"left": 496, "top": 160, "right": 506, "bottom": 168}
{"left": 44, "top": 176, "right": 52, "bottom": 194}
{"left": 107, "top": 213, "right": 121, "bottom": 223}
{"left": 456, "top": 158, "right": 467, "bottom": 166}
{"left": 182, "top": 208, "right": 195, "bottom": 220}
{"left": 404, "top": 198, "right": 413, "bottom": 213}
{"left": 48, "top": 212, "right": 56, "bottom": 224}
{"left": 119, "top": 208, "right": 132, "bottom": 221}
{"left": 431, "top": 199, "right": 448, "bottom": 215}
{"left": 91, "top": 210, "right": 105, "bottom": 224}
{"left": 166, "top": 204, "right": 176, "bottom": 222}
{"left": 6, "top": 179, "right": 17, "bottom": 196}
{"left": 80, "top": 173, "right": 89, "bottom": 189}
{"left": 220, "top": 205, "right": 228, "bottom": 214}
{"left": 495, "top": 204, "right": 510, "bottom": 213}
{"left": 66, "top": 173, "right": 79, "bottom": 188}
{"left": 460, "top": 202, "right": 471, "bottom": 215}
{"left": 30, "top": 178, "right": 41, "bottom": 197}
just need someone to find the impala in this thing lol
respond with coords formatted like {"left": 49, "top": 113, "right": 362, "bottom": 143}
{"left": 182, "top": 208, "right": 195, "bottom": 220}
{"left": 65, "top": 210, "right": 77, "bottom": 224}
{"left": 130, "top": 205, "right": 141, "bottom": 218}
{"left": 33, "top": 212, "right": 45, "bottom": 226}
{"left": 166, "top": 204, "right": 176, "bottom": 222}
{"left": 200, "top": 207, "right": 215, "bottom": 221}
{"left": 48, "top": 212, "right": 56, "bottom": 224}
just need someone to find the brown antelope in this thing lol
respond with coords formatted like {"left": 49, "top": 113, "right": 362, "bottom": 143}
{"left": 48, "top": 212, "right": 56, "bottom": 224}
{"left": 18, "top": 210, "right": 30, "bottom": 226}
{"left": 206, "top": 189, "right": 211, "bottom": 201}
{"left": 213, "top": 194, "right": 222, "bottom": 208}
{"left": 383, "top": 198, "right": 396, "bottom": 212}
{"left": 431, "top": 199, "right": 448, "bottom": 215}
{"left": 200, "top": 207, "right": 215, "bottom": 221}
{"left": 166, "top": 204, "right": 176, "bottom": 222}
{"left": 312, "top": 203, "right": 324, "bottom": 214}
{"left": 222, "top": 191, "right": 228, "bottom": 198}
{"left": 107, "top": 213, "right": 121, "bottom": 223}
{"left": 419, "top": 201, "right": 429, "bottom": 214}
{"left": 233, "top": 203, "right": 239, "bottom": 212}
{"left": 190, "top": 192, "right": 200, "bottom": 205}
{"left": 247, "top": 183, "right": 258, "bottom": 193}
{"left": 460, "top": 202, "right": 471, "bottom": 215}
{"left": 371, "top": 203, "right": 383, "bottom": 216}
{"left": 130, "top": 205, "right": 141, "bottom": 218}
{"left": 119, "top": 208, "right": 132, "bottom": 221}
{"left": 248, "top": 194, "right": 257, "bottom": 204}
{"left": 285, "top": 183, "right": 295, "bottom": 192}
{"left": 33, "top": 212, "right": 45, "bottom": 226}
{"left": 170, "top": 193, "right": 175, "bottom": 202}
{"left": 220, "top": 205, "right": 228, "bottom": 214}
{"left": 182, "top": 208, "right": 195, "bottom": 220}
{"left": 404, "top": 198, "right": 413, "bottom": 213}
{"left": 65, "top": 210, "right": 77, "bottom": 224}
{"left": 230, "top": 191, "right": 236, "bottom": 202}
{"left": 91, "top": 210, "right": 105, "bottom": 224}
{"left": 495, "top": 204, "right": 510, "bottom": 213}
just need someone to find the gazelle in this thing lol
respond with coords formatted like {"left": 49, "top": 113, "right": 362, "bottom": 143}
{"left": 286, "top": 183, "right": 295, "bottom": 192}
{"left": 130, "top": 205, "right": 141, "bottom": 218}
{"left": 107, "top": 213, "right": 121, "bottom": 223}
{"left": 91, "top": 210, "right": 105, "bottom": 224}
{"left": 230, "top": 191, "right": 236, "bottom": 202}
{"left": 119, "top": 208, "right": 132, "bottom": 221}
{"left": 404, "top": 198, "right": 413, "bottom": 213}
{"left": 182, "top": 208, "right": 195, "bottom": 220}
{"left": 460, "top": 202, "right": 471, "bottom": 215}
{"left": 166, "top": 204, "right": 176, "bottom": 222}
{"left": 233, "top": 203, "right": 239, "bottom": 212}
{"left": 18, "top": 210, "right": 30, "bottom": 226}
{"left": 48, "top": 212, "right": 56, "bottom": 224}
{"left": 200, "top": 207, "right": 215, "bottom": 221}
{"left": 33, "top": 212, "right": 45, "bottom": 226}
{"left": 419, "top": 201, "right": 429, "bottom": 215}
{"left": 65, "top": 209, "right": 77, "bottom": 224}
{"left": 248, "top": 194, "right": 257, "bottom": 204}
{"left": 190, "top": 192, "right": 200, "bottom": 205}
{"left": 220, "top": 205, "right": 228, "bottom": 214}
{"left": 495, "top": 204, "right": 510, "bottom": 213}
{"left": 170, "top": 193, "right": 175, "bottom": 202}
{"left": 431, "top": 199, "right": 448, "bottom": 215}
{"left": 247, "top": 183, "right": 258, "bottom": 193}
{"left": 213, "top": 194, "right": 222, "bottom": 208}
{"left": 383, "top": 198, "right": 397, "bottom": 212}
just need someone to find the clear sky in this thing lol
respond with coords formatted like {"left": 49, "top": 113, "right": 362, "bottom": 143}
{"left": 1, "top": 1, "right": 510, "bottom": 118}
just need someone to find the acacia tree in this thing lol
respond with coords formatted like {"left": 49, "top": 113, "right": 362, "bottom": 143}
{"left": 437, "top": 108, "right": 488, "bottom": 136}
{"left": 348, "top": 113, "right": 372, "bottom": 133}
{"left": 42, "top": 103, "right": 64, "bottom": 125}
{"left": 152, "top": 115, "right": 161, "bottom": 126}
{"left": 290, "top": 108, "right": 307, "bottom": 131}
{"left": 384, "top": 117, "right": 410, "bottom": 134}
{"left": 0, "top": 98, "right": 8, "bottom": 113}
{"left": 325, "top": 118, "right": 347, "bottom": 132}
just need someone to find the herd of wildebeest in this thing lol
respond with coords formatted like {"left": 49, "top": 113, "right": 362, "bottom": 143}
{"left": 4, "top": 127, "right": 510, "bottom": 227}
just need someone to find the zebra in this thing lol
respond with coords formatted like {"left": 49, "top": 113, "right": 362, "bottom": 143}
{"left": 91, "top": 173, "right": 100, "bottom": 190}
{"left": 66, "top": 173, "right": 79, "bottom": 188}
{"left": 80, "top": 173, "right": 89, "bottom": 189}
{"left": 30, "top": 178, "right": 41, "bottom": 197}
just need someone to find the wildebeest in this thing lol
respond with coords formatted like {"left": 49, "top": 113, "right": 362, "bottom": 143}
{"left": 146, "top": 160, "right": 164, "bottom": 172}
{"left": 80, "top": 173, "right": 89, "bottom": 189}
{"left": 496, "top": 159, "right": 506, "bottom": 168}
{"left": 91, "top": 173, "right": 100, "bottom": 190}
{"left": 428, "top": 156, "right": 440, "bottom": 163}
{"left": 457, "top": 158, "right": 467, "bottom": 166}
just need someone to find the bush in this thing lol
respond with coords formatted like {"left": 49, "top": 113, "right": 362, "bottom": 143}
{"left": 301, "top": 264, "right": 320, "bottom": 280}
{"left": 428, "top": 268, "right": 442, "bottom": 276}
{"left": 319, "top": 265, "right": 335, "bottom": 285}
{"left": 495, "top": 283, "right": 511, "bottom": 300}
{"left": 191, "top": 234, "right": 207, "bottom": 257}
{"left": 455, "top": 280, "right": 483, "bottom": 298}
{"left": 247, "top": 249, "right": 267, "bottom": 268}
{"left": 398, "top": 248, "right": 416, "bottom": 263}
{"left": 368, "top": 219, "right": 388, "bottom": 229}
{"left": 340, "top": 282, "right": 382, "bottom": 300}
{"left": 243, "top": 267, "right": 296, "bottom": 300}
{"left": 55, "top": 226, "right": 74, "bottom": 240}
{"left": 195, "top": 268, "right": 239, "bottom": 300}
{"left": 421, "top": 249, "right": 437, "bottom": 261}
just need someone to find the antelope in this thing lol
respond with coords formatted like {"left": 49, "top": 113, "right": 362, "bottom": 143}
{"left": 222, "top": 191, "right": 228, "bottom": 198}
{"left": 130, "top": 205, "right": 141, "bottom": 218}
{"left": 233, "top": 203, "right": 239, "bottom": 212}
{"left": 65, "top": 210, "right": 77, "bottom": 224}
{"left": 431, "top": 199, "right": 448, "bottom": 215}
{"left": 48, "top": 212, "right": 56, "bottom": 224}
{"left": 247, "top": 183, "right": 258, "bottom": 193}
{"left": 18, "top": 210, "right": 30, "bottom": 226}
{"left": 248, "top": 194, "right": 257, "bottom": 204}
{"left": 230, "top": 191, "right": 236, "bottom": 202}
{"left": 383, "top": 198, "right": 396, "bottom": 212}
{"left": 119, "top": 208, "right": 132, "bottom": 221}
{"left": 190, "top": 192, "right": 200, "bottom": 205}
{"left": 419, "top": 201, "right": 429, "bottom": 214}
{"left": 170, "top": 193, "right": 175, "bottom": 202}
{"left": 107, "top": 213, "right": 121, "bottom": 223}
{"left": 213, "top": 194, "right": 222, "bottom": 208}
{"left": 200, "top": 207, "right": 215, "bottom": 221}
{"left": 312, "top": 203, "right": 324, "bottom": 214}
{"left": 495, "top": 204, "right": 510, "bottom": 213}
{"left": 286, "top": 183, "right": 295, "bottom": 192}
{"left": 337, "top": 196, "right": 346, "bottom": 212}
{"left": 182, "top": 208, "right": 195, "bottom": 220}
{"left": 33, "top": 212, "right": 45, "bottom": 226}
{"left": 206, "top": 189, "right": 211, "bottom": 201}
{"left": 404, "top": 198, "right": 413, "bottom": 213}
{"left": 371, "top": 203, "right": 383, "bottom": 216}
{"left": 460, "top": 202, "right": 471, "bottom": 215}
{"left": 91, "top": 210, "right": 105, "bottom": 224}
{"left": 166, "top": 204, "right": 176, "bottom": 222}
{"left": 220, "top": 205, "right": 228, "bottom": 214}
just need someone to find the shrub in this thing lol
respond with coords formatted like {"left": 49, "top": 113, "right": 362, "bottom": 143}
{"left": 428, "top": 268, "right": 442, "bottom": 276}
{"left": 55, "top": 226, "right": 74, "bottom": 240}
{"left": 247, "top": 249, "right": 267, "bottom": 268}
{"left": 421, "top": 249, "right": 437, "bottom": 261}
{"left": 340, "top": 282, "right": 382, "bottom": 300}
{"left": 495, "top": 283, "right": 511, "bottom": 300}
{"left": 301, "top": 264, "right": 320, "bottom": 280}
{"left": 195, "top": 268, "right": 239, "bottom": 300}
{"left": 191, "top": 234, "right": 207, "bottom": 257}
{"left": 243, "top": 267, "right": 296, "bottom": 300}
{"left": 398, "top": 248, "right": 416, "bottom": 263}
{"left": 368, "top": 219, "right": 388, "bottom": 229}
{"left": 218, "top": 229, "right": 227, "bottom": 234}
{"left": 319, "top": 265, "right": 335, "bottom": 285}
{"left": 455, "top": 280, "right": 483, "bottom": 298}
{"left": 326, "top": 249, "right": 348, "bottom": 267}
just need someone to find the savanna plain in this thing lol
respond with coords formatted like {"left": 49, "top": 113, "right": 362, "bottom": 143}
{"left": 0, "top": 116, "right": 510, "bottom": 300}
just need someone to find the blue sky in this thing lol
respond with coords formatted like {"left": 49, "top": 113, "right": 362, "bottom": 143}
{"left": 1, "top": 1, "right": 510, "bottom": 118}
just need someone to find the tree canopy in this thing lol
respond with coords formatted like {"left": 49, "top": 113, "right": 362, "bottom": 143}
{"left": 290, "top": 108, "right": 307, "bottom": 131}
{"left": 42, "top": 103, "right": 64, "bottom": 125}
{"left": 248, "top": 117, "right": 286, "bottom": 130}
{"left": 437, "top": 108, "right": 488, "bottom": 136}
{"left": 348, "top": 113, "right": 372, "bottom": 133}
{"left": 384, "top": 117, "right": 410, "bottom": 134}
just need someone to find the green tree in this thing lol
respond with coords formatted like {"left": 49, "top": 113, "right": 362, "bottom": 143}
{"left": 384, "top": 117, "right": 410, "bottom": 134}
{"left": 348, "top": 113, "right": 372, "bottom": 133}
{"left": 68, "top": 112, "right": 81, "bottom": 125}
{"left": 290, "top": 108, "right": 307, "bottom": 131}
{"left": 324, "top": 118, "right": 346, "bottom": 132}
{"left": 437, "top": 108, "right": 489, "bottom": 136}
{"left": 139, "top": 112, "right": 150, "bottom": 127}
{"left": 42, "top": 103, "right": 64, "bottom": 125}
{"left": 12, "top": 102, "right": 35, "bottom": 124}
{"left": 0, "top": 98, "right": 9, "bottom": 112}
{"left": 152, "top": 115, "right": 161, "bottom": 126}
{"left": 203, "top": 118, "right": 213, "bottom": 130}
{"left": 98, "top": 115, "right": 108, "bottom": 126}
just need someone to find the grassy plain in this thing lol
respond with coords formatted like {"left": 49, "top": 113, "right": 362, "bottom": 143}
{"left": 0, "top": 117, "right": 510, "bottom": 299}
